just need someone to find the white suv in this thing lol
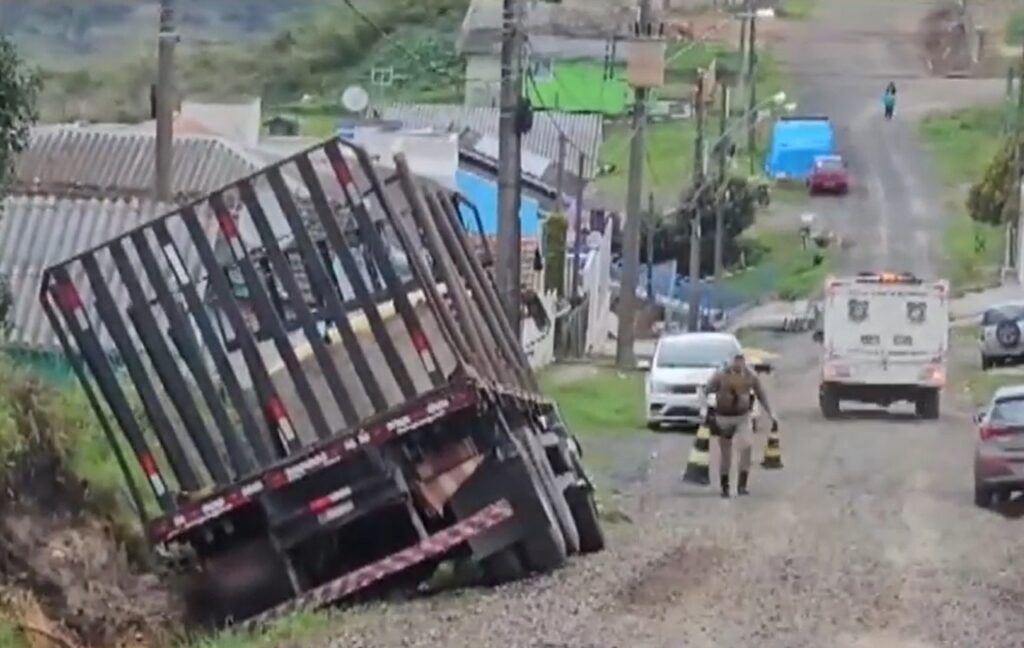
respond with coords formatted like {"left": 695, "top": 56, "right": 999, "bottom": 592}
{"left": 980, "top": 303, "right": 1024, "bottom": 370}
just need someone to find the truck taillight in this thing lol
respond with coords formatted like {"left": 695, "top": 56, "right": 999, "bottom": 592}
{"left": 823, "top": 363, "right": 850, "bottom": 379}
{"left": 919, "top": 365, "right": 945, "bottom": 386}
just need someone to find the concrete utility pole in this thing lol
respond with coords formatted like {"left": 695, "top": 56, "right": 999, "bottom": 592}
{"left": 497, "top": 0, "right": 525, "bottom": 332}
{"left": 615, "top": 0, "right": 653, "bottom": 369}
{"left": 714, "top": 84, "right": 729, "bottom": 281}
{"left": 1014, "top": 49, "right": 1024, "bottom": 280}
{"left": 155, "top": 0, "right": 177, "bottom": 202}
{"left": 746, "top": 6, "right": 758, "bottom": 175}
{"left": 570, "top": 151, "right": 585, "bottom": 299}
{"left": 688, "top": 76, "right": 706, "bottom": 332}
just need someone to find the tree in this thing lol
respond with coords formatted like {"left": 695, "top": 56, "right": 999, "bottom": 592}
{"left": 967, "top": 138, "right": 1016, "bottom": 226}
{"left": 0, "top": 35, "right": 38, "bottom": 338}
{"left": 0, "top": 35, "right": 40, "bottom": 191}
{"left": 648, "top": 175, "right": 758, "bottom": 275}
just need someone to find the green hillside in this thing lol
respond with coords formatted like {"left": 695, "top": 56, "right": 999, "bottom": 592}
{"left": 4, "top": 0, "right": 470, "bottom": 123}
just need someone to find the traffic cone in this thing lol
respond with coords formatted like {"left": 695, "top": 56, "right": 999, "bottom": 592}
{"left": 761, "top": 428, "right": 783, "bottom": 469}
{"left": 682, "top": 423, "right": 712, "bottom": 485}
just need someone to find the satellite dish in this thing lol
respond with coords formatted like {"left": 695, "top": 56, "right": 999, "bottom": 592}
{"left": 341, "top": 85, "right": 369, "bottom": 113}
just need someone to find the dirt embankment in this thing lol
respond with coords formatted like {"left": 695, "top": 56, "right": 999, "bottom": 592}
{"left": 0, "top": 379, "right": 182, "bottom": 648}
{"left": 921, "top": 4, "right": 974, "bottom": 76}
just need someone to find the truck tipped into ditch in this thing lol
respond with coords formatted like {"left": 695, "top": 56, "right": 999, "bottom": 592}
{"left": 39, "top": 137, "right": 605, "bottom": 628}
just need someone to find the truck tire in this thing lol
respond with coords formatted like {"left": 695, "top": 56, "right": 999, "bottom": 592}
{"left": 916, "top": 389, "right": 940, "bottom": 420}
{"left": 974, "top": 484, "right": 993, "bottom": 508}
{"left": 516, "top": 426, "right": 580, "bottom": 556}
{"left": 981, "top": 354, "right": 993, "bottom": 371}
{"left": 819, "top": 384, "right": 840, "bottom": 419}
{"left": 481, "top": 546, "right": 525, "bottom": 585}
{"left": 520, "top": 519, "right": 568, "bottom": 574}
{"left": 564, "top": 485, "right": 605, "bottom": 554}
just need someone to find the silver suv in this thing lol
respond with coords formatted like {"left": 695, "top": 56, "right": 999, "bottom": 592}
{"left": 980, "top": 303, "right": 1024, "bottom": 370}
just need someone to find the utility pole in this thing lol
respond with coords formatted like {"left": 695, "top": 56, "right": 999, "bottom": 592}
{"left": 570, "top": 151, "right": 585, "bottom": 299}
{"left": 556, "top": 133, "right": 567, "bottom": 210}
{"left": 497, "top": 0, "right": 525, "bottom": 333}
{"left": 746, "top": 6, "right": 758, "bottom": 175}
{"left": 646, "top": 193, "right": 656, "bottom": 301}
{"left": 1013, "top": 47, "right": 1024, "bottom": 280}
{"left": 736, "top": 1, "right": 749, "bottom": 114}
{"left": 714, "top": 84, "right": 729, "bottom": 281}
{"left": 688, "top": 76, "right": 706, "bottom": 332}
{"left": 155, "top": 0, "right": 177, "bottom": 202}
{"left": 615, "top": 0, "right": 652, "bottom": 369}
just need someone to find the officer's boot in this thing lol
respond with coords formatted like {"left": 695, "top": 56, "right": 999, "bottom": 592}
{"left": 720, "top": 474, "right": 730, "bottom": 498}
{"left": 738, "top": 470, "right": 749, "bottom": 496}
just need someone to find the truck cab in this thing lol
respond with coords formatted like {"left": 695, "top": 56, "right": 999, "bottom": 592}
{"left": 817, "top": 272, "right": 949, "bottom": 419}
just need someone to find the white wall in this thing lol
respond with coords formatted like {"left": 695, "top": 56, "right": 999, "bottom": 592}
{"left": 582, "top": 220, "right": 614, "bottom": 354}
{"left": 181, "top": 98, "right": 262, "bottom": 147}
{"left": 353, "top": 129, "right": 460, "bottom": 189}
{"left": 521, "top": 290, "right": 558, "bottom": 370}
{"left": 465, "top": 55, "right": 502, "bottom": 107}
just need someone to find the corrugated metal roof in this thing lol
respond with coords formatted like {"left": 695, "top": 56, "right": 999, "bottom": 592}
{"left": 15, "top": 126, "right": 264, "bottom": 201}
{"left": 0, "top": 194, "right": 207, "bottom": 353}
{"left": 380, "top": 103, "right": 603, "bottom": 178}
{"left": 459, "top": 0, "right": 636, "bottom": 54}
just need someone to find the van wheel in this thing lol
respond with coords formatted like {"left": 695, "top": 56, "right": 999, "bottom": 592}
{"left": 819, "top": 385, "right": 840, "bottom": 419}
{"left": 974, "top": 484, "right": 993, "bottom": 509}
{"left": 915, "top": 389, "right": 940, "bottom": 420}
{"left": 565, "top": 486, "right": 605, "bottom": 554}
{"left": 981, "top": 355, "right": 992, "bottom": 371}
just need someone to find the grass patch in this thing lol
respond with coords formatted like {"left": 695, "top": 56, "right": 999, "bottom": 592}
{"left": 595, "top": 119, "right": 696, "bottom": 206}
{"left": 1007, "top": 10, "right": 1024, "bottom": 46}
{"left": 778, "top": 0, "right": 815, "bottom": 19}
{"left": 180, "top": 610, "right": 334, "bottom": 648}
{"left": 0, "top": 617, "right": 26, "bottom": 648}
{"left": 962, "top": 368, "right": 1024, "bottom": 406}
{"left": 919, "top": 106, "right": 1006, "bottom": 291}
{"left": 919, "top": 106, "right": 1005, "bottom": 186}
{"left": 539, "top": 368, "right": 645, "bottom": 434}
{"left": 726, "top": 229, "right": 832, "bottom": 301}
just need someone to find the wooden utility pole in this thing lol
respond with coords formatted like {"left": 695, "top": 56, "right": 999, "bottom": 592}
{"left": 155, "top": 0, "right": 177, "bottom": 201}
{"left": 570, "top": 151, "right": 586, "bottom": 299}
{"left": 1013, "top": 48, "right": 1024, "bottom": 279}
{"left": 687, "top": 76, "right": 706, "bottom": 332}
{"left": 714, "top": 84, "right": 729, "bottom": 281}
{"left": 736, "top": 1, "right": 749, "bottom": 113}
{"left": 746, "top": 7, "right": 758, "bottom": 175}
{"left": 615, "top": 0, "right": 652, "bottom": 369}
{"left": 497, "top": 0, "right": 525, "bottom": 332}
{"left": 646, "top": 192, "right": 656, "bottom": 301}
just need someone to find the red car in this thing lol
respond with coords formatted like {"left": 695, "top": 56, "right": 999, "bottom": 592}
{"left": 807, "top": 154, "right": 849, "bottom": 195}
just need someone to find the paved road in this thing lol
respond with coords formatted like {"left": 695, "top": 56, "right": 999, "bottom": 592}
{"left": 317, "top": 3, "right": 1024, "bottom": 647}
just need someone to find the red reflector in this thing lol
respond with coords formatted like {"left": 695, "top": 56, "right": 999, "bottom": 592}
{"left": 331, "top": 158, "right": 354, "bottom": 186}
{"left": 139, "top": 452, "right": 158, "bottom": 476}
{"left": 309, "top": 495, "right": 332, "bottom": 514}
{"left": 980, "top": 424, "right": 1012, "bottom": 441}
{"left": 54, "top": 282, "right": 82, "bottom": 313}
{"left": 266, "top": 397, "right": 286, "bottom": 421}
{"left": 410, "top": 328, "right": 429, "bottom": 353}
{"left": 265, "top": 471, "right": 288, "bottom": 489}
{"left": 216, "top": 211, "right": 239, "bottom": 239}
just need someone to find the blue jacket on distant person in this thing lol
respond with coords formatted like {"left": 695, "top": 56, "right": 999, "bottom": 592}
{"left": 882, "top": 91, "right": 895, "bottom": 109}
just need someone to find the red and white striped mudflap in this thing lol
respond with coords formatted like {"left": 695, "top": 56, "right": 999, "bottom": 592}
{"left": 237, "top": 498, "right": 514, "bottom": 632}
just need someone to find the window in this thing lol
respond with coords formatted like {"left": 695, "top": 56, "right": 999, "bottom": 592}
{"left": 532, "top": 57, "right": 554, "bottom": 81}
{"left": 982, "top": 304, "right": 1024, "bottom": 326}
{"left": 655, "top": 338, "right": 740, "bottom": 369}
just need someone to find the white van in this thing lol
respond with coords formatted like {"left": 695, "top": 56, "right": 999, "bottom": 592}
{"left": 815, "top": 272, "right": 949, "bottom": 419}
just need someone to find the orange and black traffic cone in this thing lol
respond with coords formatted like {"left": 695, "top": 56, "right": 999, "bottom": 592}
{"left": 682, "top": 423, "right": 712, "bottom": 485}
{"left": 761, "top": 427, "right": 783, "bottom": 469}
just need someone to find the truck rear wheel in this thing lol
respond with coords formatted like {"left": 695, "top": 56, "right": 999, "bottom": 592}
{"left": 819, "top": 384, "right": 840, "bottom": 419}
{"left": 481, "top": 546, "right": 525, "bottom": 585}
{"left": 916, "top": 389, "right": 940, "bottom": 420}
{"left": 520, "top": 520, "right": 568, "bottom": 573}
{"left": 565, "top": 485, "right": 605, "bottom": 554}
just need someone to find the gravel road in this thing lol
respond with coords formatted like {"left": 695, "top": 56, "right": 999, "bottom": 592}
{"left": 316, "top": 2, "right": 1024, "bottom": 646}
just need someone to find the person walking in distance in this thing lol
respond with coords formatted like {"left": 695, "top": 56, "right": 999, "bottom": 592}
{"left": 882, "top": 81, "right": 897, "bottom": 120}
{"left": 705, "top": 352, "right": 779, "bottom": 498}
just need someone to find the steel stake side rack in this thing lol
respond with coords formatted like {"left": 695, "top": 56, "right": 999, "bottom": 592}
{"left": 40, "top": 137, "right": 605, "bottom": 627}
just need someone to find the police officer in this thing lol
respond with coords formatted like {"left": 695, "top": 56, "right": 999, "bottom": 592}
{"left": 705, "top": 352, "right": 778, "bottom": 498}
